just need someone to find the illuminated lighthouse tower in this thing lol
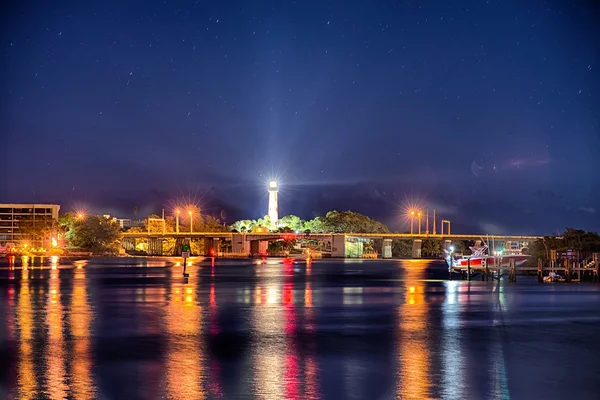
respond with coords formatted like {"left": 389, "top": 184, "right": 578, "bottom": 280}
{"left": 268, "top": 181, "right": 279, "bottom": 225}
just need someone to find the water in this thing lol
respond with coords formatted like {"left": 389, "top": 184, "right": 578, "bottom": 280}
{"left": 1, "top": 257, "right": 600, "bottom": 400}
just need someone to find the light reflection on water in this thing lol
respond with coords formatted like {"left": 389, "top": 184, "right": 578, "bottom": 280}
{"left": 397, "top": 263, "right": 430, "bottom": 400}
{"left": 44, "top": 268, "right": 68, "bottom": 399}
{"left": 1, "top": 258, "right": 600, "bottom": 399}
{"left": 165, "top": 281, "right": 205, "bottom": 400}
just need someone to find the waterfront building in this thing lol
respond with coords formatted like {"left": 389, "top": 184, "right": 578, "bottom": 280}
{"left": 0, "top": 203, "right": 61, "bottom": 247}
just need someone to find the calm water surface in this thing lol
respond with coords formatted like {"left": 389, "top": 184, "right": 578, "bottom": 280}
{"left": 1, "top": 257, "right": 600, "bottom": 400}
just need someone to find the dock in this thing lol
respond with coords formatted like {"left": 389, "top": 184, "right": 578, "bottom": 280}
{"left": 449, "top": 254, "right": 600, "bottom": 283}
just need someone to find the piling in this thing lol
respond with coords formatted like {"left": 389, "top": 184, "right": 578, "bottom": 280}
{"left": 467, "top": 258, "right": 471, "bottom": 281}
{"left": 537, "top": 258, "right": 543, "bottom": 283}
{"left": 565, "top": 259, "right": 571, "bottom": 283}
{"left": 509, "top": 259, "right": 516, "bottom": 282}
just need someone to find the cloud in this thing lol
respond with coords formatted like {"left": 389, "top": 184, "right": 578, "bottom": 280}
{"left": 579, "top": 207, "right": 597, "bottom": 214}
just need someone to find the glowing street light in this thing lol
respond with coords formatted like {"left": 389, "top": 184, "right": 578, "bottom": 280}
{"left": 176, "top": 209, "right": 180, "bottom": 233}
{"left": 188, "top": 210, "right": 193, "bottom": 234}
{"left": 410, "top": 211, "right": 415, "bottom": 234}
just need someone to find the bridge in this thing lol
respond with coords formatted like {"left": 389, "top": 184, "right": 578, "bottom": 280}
{"left": 121, "top": 231, "right": 542, "bottom": 258}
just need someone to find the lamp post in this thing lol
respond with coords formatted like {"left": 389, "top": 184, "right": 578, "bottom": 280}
{"left": 410, "top": 211, "right": 415, "bottom": 234}
{"left": 418, "top": 212, "right": 422, "bottom": 235}
{"left": 176, "top": 210, "right": 180, "bottom": 233}
{"left": 189, "top": 211, "right": 193, "bottom": 234}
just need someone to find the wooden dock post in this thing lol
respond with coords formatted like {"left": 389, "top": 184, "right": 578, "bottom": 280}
{"left": 537, "top": 258, "right": 543, "bottom": 283}
{"left": 565, "top": 259, "right": 571, "bottom": 283}
{"left": 595, "top": 259, "right": 599, "bottom": 283}
{"left": 485, "top": 260, "right": 489, "bottom": 282}
{"left": 467, "top": 258, "right": 471, "bottom": 281}
{"left": 509, "top": 259, "right": 516, "bottom": 282}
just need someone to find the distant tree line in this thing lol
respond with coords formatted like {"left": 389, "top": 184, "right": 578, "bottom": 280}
{"left": 230, "top": 210, "right": 475, "bottom": 258}
{"left": 525, "top": 228, "right": 600, "bottom": 261}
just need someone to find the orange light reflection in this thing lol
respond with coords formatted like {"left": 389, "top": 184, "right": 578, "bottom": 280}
{"left": 70, "top": 267, "right": 95, "bottom": 399}
{"left": 45, "top": 268, "right": 68, "bottom": 399}
{"left": 165, "top": 283, "right": 205, "bottom": 399}
{"left": 397, "top": 263, "right": 431, "bottom": 399}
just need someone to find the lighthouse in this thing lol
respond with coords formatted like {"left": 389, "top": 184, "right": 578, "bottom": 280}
{"left": 268, "top": 181, "right": 279, "bottom": 225}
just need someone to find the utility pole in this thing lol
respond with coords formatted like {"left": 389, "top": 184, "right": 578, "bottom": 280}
{"left": 162, "top": 208, "right": 165, "bottom": 234}
{"left": 433, "top": 209, "right": 436, "bottom": 235}
{"left": 426, "top": 209, "right": 429, "bottom": 235}
{"left": 176, "top": 210, "right": 180, "bottom": 233}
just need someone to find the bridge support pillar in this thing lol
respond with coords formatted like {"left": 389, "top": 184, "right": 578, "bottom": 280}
{"left": 122, "top": 237, "right": 135, "bottom": 251}
{"left": 148, "top": 238, "right": 163, "bottom": 256}
{"left": 203, "top": 238, "right": 219, "bottom": 256}
{"left": 250, "top": 240, "right": 268, "bottom": 256}
{"left": 382, "top": 239, "right": 393, "bottom": 259}
{"left": 412, "top": 239, "right": 422, "bottom": 259}
{"left": 332, "top": 234, "right": 346, "bottom": 258}
{"left": 231, "top": 233, "right": 247, "bottom": 254}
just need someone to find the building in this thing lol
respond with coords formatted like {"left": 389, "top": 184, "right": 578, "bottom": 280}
{"left": 0, "top": 204, "right": 61, "bottom": 247}
{"left": 268, "top": 181, "right": 279, "bottom": 225}
{"left": 103, "top": 214, "right": 133, "bottom": 229}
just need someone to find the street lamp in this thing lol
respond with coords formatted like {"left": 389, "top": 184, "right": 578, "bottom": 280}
{"left": 410, "top": 211, "right": 415, "bottom": 234}
{"left": 188, "top": 211, "right": 193, "bottom": 234}
{"left": 417, "top": 212, "right": 422, "bottom": 234}
{"left": 176, "top": 210, "right": 180, "bottom": 233}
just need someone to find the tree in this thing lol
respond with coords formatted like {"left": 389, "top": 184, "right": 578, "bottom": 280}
{"left": 203, "top": 215, "right": 228, "bottom": 232}
{"left": 303, "top": 217, "right": 326, "bottom": 233}
{"left": 527, "top": 229, "right": 600, "bottom": 261}
{"left": 19, "top": 215, "right": 55, "bottom": 248}
{"left": 278, "top": 215, "right": 304, "bottom": 232}
{"left": 231, "top": 219, "right": 255, "bottom": 232}
{"left": 392, "top": 239, "right": 412, "bottom": 258}
{"left": 63, "top": 214, "right": 122, "bottom": 254}
{"left": 421, "top": 240, "right": 442, "bottom": 257}
{"left": 321, "top": 211, "right": 390, "bottom": 233}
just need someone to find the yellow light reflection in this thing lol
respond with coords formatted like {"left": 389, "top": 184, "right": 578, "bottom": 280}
{"left": 165, "top": 284, "right": 205, "bottom": 399}
{"left": 397, "top": 264, "right": 431, "bottom": 399}
{"left": 16, "top": 273, "right": 35, "bottom": 399}
{"left": 46, "top": 268, "right": 68, "bottom": 399}
{"left": 70, "top": 266, "right": 95, "bottom": 399}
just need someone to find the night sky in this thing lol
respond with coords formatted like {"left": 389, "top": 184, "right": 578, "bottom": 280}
{"left": 2, "top": 0, "right": 599, "bottom": 235}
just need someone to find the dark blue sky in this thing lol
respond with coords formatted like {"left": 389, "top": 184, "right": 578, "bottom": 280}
{"left": 2, "top": 0, "right": 599, "bottom": 235}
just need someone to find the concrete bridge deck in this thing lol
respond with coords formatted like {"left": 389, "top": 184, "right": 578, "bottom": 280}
{"left": 121, "top": 231, "right": 543, "bottom": 242}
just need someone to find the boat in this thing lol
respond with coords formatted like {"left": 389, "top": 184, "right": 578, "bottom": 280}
{"left": 444, "top": 244, "right": 529, "bottom": 269}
